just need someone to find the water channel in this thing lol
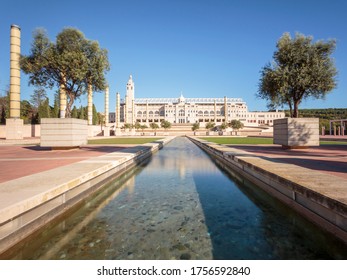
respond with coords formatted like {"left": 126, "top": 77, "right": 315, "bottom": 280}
{"left": 4, "top": 137, "right": 347, "bottom": 259}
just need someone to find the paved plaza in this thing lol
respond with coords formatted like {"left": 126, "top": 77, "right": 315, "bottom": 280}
{"left": 0, "top": 136, "right": 346, "bottom": 184}
{"left": 229, "top": 143, "right": 347, "bottom": 180}
{"left": 0, "top": 142, "right": 134, "bottom": 184}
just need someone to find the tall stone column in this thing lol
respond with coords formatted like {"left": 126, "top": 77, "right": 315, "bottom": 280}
{"left": 116, "top": 92, "right": 120, "bottom": 128}
{"left": 6, "top": 24, "right": 23, "bottom": 140}
{"left": 87, "top": 84, "right": 93, "bottom": 125}
{"left": 59, "top": 74, "right": 66, "bottom": 118}
{"left": 10, "top": 25, "right": 21, "bottom": 119}
{"left": 103, "top": 86, "right": 110, "bottom": 136}
{"left": 105, "top": 86, "right": 109, "bottom": 125}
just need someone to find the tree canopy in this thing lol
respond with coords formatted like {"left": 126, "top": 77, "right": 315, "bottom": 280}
{"left": 205, "top": 121, "right": 215, "bottom": 130}
{"left": 191, "top": 122, "right": 200, "bottom": 131}
{"left": 229, "top": 119, "right": 244, "bottom": 130}
{"left": 20, "top": 28, "right": 110, "bottom": 118}
{"left": 161, "top": 120, "right": 171, "bottom": 130}
{"left": 258, "top": 32, "right": 337, "bottom": 118}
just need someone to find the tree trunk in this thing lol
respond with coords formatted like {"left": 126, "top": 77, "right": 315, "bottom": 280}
{"left": 287, "top": 100, "right": 293, "bottom": 118}
{"left": 65, "top": 93, "right": 74, "bottom": 118}
{"left": 293, "top": 100, "right": 299, "bottom": 118}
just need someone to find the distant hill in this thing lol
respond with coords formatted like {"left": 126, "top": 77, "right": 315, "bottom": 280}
{"left": 284, "top": 108, "right": 347, "bottom": 120}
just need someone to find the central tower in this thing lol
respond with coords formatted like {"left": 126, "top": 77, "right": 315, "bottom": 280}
{"left": 125, "top": 75, "right": 135, "bottom": 124}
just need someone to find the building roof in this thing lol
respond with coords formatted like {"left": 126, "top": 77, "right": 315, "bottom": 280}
{"left": 129, "top": 97, "right": 245, "bottom": 105}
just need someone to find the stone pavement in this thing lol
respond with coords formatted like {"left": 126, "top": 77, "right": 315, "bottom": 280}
{"left": 0, "top": 144, "right": 134, "bottom": 184}
{"left": 227, "top": 144, "right": 347, "bottom": 180}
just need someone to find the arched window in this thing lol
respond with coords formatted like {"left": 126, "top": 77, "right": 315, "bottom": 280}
{"left": 198, "top": 111, "right": 203, "bottom": 116}
{"left": 204, "top": 111, "right": 209, "bottom": 116}
{"left": 179, "top": 109, "right": 185, "bottom": 116}
{"left": 155, "top": 111, "right": 160, "bottom": 116}
{"left": 137, "top": 111, "right": 142, "bottom": 117}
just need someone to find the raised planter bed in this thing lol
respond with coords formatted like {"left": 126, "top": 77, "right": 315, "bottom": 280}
{"left": 274, "top": 118, "right": 319, "bottom": 149}
{"left": 40, "top": 118, "right": 88, "bottom": 149}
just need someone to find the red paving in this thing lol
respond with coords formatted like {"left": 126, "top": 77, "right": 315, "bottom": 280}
{"left": 1, "top": 140, "right": 346, "bottom": 184}
{"left": 0, "top": 145, "right": 130, "bottom": 184}
{"left": 229, "top": 144, "right": 347, "bottom": 180}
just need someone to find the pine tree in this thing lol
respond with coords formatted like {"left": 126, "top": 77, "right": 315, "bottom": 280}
{"left": 37, "top": 98, "right": 50, "bottom": 123}
{"left": 71, "top": 106, "right": 78, "bottom": 118}
{"left": 92, "top": 104, "right": 99, "bottom": 125}
{"left": 52, "top": 93, "right": 59, "bottom": 118}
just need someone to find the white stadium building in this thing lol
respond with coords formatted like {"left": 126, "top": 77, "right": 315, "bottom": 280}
{"left": 109, "top": 75, "right": 285, "bottom": 128}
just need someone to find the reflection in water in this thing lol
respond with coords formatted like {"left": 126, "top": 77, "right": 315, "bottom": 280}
{"left": 3, "top": 137, "right": 347, "bottom": 260}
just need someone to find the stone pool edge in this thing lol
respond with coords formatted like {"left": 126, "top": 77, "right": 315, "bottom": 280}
{"left": 0, "top": 136, "right": 175, "bottom": 255}
{"left": 188, "top": 136, "right": 347, "bottom": 244}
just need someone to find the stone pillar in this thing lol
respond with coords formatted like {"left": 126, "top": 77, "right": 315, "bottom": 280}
{"left": 6, "top": 24, "right": 23, "bottom": 140}
{"left": 341, "top": 121, "right": 345, "bottom": 136}
{"left": 103, "top": 86, "right": 110, "bottom": 136}
{"left": 87, "top": 84, "right": 93, "bottom": 125}
{"left": 105, "top": 86, "right": 109, "bottom": 125}
{"left": 116, "top": 92, "right": 120, "bottom": 128}
{"left": 9, "top": 25, "right": 21, "bottom": 119}
{"left": 59, "top": 74, "right": 66, "bottom": 118}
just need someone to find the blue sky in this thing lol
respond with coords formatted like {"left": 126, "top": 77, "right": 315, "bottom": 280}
{"left": 0, "top": 0, "right": 346, "bottom": 113}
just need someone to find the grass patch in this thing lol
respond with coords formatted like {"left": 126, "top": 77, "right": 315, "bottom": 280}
{"left": 200, "top": 137, "right": 347, "bottom": 146}
{"left": 88, "top": 138, "right": 162, "bottom": 145}
{"left": 320, "top": 141, "right": 347, "bottom": 145}
{"left": 199, "top": 137, "right": 273, "bottom": 145}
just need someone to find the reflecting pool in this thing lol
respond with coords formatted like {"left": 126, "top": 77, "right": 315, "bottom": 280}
{"left": 3, "top": 137, "right": 347, "bottom": 259}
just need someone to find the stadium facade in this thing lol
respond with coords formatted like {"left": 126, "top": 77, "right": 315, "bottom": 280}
{"left": 109, "top": 75, "right": 284, "bottom": 127}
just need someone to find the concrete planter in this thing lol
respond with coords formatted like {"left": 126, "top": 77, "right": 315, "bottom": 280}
{"left": 41, "top": 118, "right": 88, "bottom": 148}
{"left": 274, "top": 118, "right": 319, "bottom": 148}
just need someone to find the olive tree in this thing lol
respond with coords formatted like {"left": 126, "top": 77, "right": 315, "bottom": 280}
{"left": 161, "top": 120, "right": 171, "bottom": 130}
{"left": 258, "top": 32, "right": 337, "bottom": 118}
{"left": 205, "top": 121, "right": 215, "bottom": 130}
{"left": 20, "top": 28, "right": 110, "bottom": 118}
{"left": 191, "top": 122, "right": 200, "bottom": 131}
{"left": 229, "top": 119, "right": 244, "bottom": 131}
